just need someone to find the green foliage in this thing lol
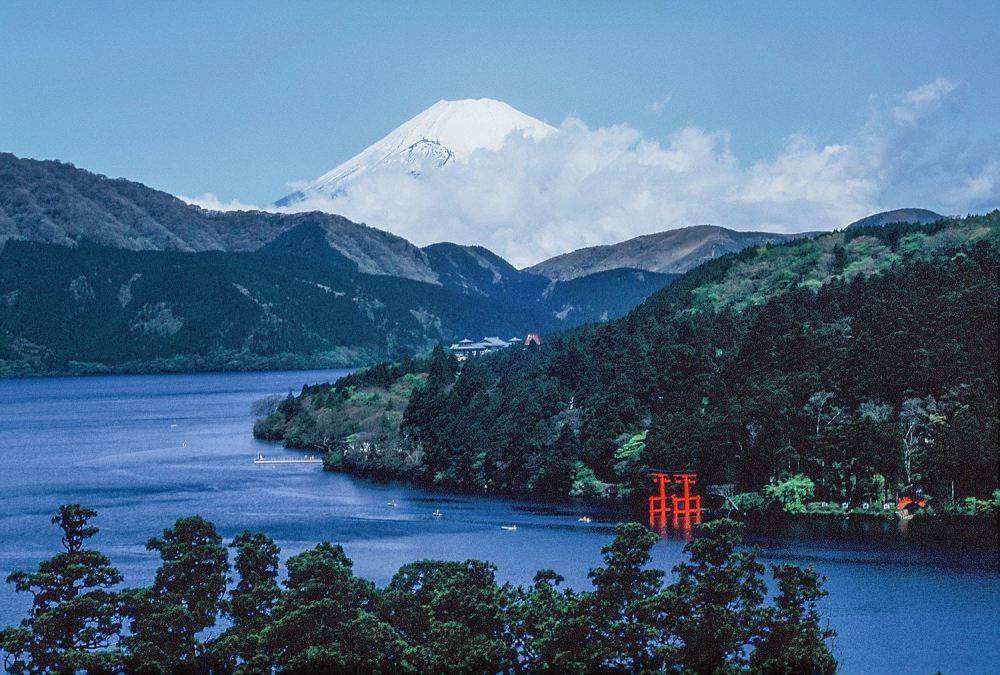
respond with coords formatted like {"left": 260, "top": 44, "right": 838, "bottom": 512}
{"left": 382, "top": 560, "right": 515, "bottom": 672}
{"left": 751, "top": 565, "right": 837, "bottom": 674}
{"left": 337, "top": 213, "right": 999, "bottom": 507}
{"left": 569, "top": 461, "right": 613, "bottom": 499}
{"left": 0, "top": 505, "right": 122, "bottom": 674}
{"left": 666, "top": 519, "right": 766, "bottom": 672}
{"left": 512, "top": 570, "right": 584, "bottom": 671}
{"left": 584, "top": 523, "right": 666, "bottom": 671}
{"left": 122, "top": 516, "right": 229, "bottom": 672}
{"left": 960, "top": 490, "right": 1000, "bottom": 516}
{"left": 764, "top": 474, "right": 816, "bottom": 514}
{"left": 2, "top": 507, "right": 840, "bottom": 674}
{"left": 263, "top": 542, "right": 405, "bottom": 672}
{"left": 729, "top": 491, "right": 769, "bottom": 513}
{"left": 213, "top": 532, "right": 282, "bottom": 673}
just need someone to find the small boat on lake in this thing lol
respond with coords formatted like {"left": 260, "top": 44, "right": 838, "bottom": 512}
{"left": 432, "top": 509, "right": 443, "bottom": 518}
{"left": 501, "top": 525, "right": 517, "bottom": 531}
{"left": 578, "top": 516, "right": 592, "bottom": 523}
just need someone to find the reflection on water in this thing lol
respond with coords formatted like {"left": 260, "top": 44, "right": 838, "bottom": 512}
{"left": 647, "top": 470, "right": 703, "bottom": 540}
{"left": 649, "top": 511, "right": 702, "bottom": 540}
{"left": 0, "top": 370, "right": 998, "bottom": 675}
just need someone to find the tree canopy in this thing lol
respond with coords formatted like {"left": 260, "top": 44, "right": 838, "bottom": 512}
{"left": 2, "top": 507, "right": 838, "bottom": 673}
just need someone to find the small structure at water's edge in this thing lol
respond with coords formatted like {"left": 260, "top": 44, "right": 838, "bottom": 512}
{"left": 648, "top": 470, "right": 702, "bottom": 538}
{"left": 253, "top": 454, "right": 323, "bottom": 465}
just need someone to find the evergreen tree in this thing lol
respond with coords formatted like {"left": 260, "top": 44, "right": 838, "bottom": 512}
{"left": 122, "top": 516, "right": 229, "bottom": 672}
{"left": 666, "top": 519, "right": 766, "bottom": 672}
{"left": 512, "top": 570, "right": 589, "bottom": 672}
{"left": 263, "top": 542, "right": 405, "bottom": 672}
{"left": 583, "top": 523, "right": 667, "bottom": 671}
{"left": 382, "top": 559, "right": 516, "bottom": 673}
{"left": 751, "top": 564, "right": 837, "bottom": 674}
{"left": 0, "top": 505, "right": 122, "bottom": 674}
{"left": 213, "top": 531, "right": 282, "bottom": 673}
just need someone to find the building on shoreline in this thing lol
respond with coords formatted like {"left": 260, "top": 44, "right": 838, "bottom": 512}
{"left": 449, "top": 336, "right": 522, "bottom": 361}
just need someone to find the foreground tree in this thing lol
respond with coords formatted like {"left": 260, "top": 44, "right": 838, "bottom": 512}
{"left": 212, "top": 531, "right": 282, "bottom": 673}
{"left": 0, "top": 505, "right": 122, "bottom": 674}
{"left": 122, "top": 515, "right": 229, "bottom": 672}
{"left": 263, "top": 542, "right": 405, "bottom": 672}
{"left": 382, "top": 559, "right": 516, "bottom": 673}
{"left": 751, "top": 564, "right": 837, "bottom": 674}
{"left": 512, "top": 569, "right": 588, "bottom": 672}
{"left": 666, "top": 518, "right": 766, "bottom": 672}
{"left": 584, "top": 522, "right": 667, "bottom": 671}
{"left": 3, "top": 506, "right": 841, "bottom": 673}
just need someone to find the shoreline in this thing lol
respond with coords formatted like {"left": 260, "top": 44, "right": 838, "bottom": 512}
{"left": 262, "top": 438, "right": 1000, "bottom": 551}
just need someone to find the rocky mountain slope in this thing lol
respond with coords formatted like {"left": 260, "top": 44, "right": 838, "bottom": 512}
{"left": 0, "top": 152, "right": 442, "bottom": 283}
{"left": 526, "top": 225, "right": 806, "bottom": 280}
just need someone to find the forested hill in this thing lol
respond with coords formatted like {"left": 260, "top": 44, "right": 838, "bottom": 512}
{"left": 0, "top": 239, "right": 674, "bottom": 377}
{"left": 258, "top": 213, "right": 1000, "bottom": 513}
{"left": 0, "top": 152, "right": 682, "bottom": 375}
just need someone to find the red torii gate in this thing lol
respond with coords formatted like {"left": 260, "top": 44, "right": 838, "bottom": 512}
{"left": 648, "top": 470, "right": 702, "bottom": 536}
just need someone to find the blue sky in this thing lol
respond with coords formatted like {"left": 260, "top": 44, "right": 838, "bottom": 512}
{"left": 1, "top": 1, "right": 998, "bottom": 261}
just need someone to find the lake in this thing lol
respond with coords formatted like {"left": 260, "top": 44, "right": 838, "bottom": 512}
{"left": 1, "top": 369, "right": 997, "bottom": 674}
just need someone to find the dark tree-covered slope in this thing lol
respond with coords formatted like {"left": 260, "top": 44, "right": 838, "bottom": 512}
{"left": 260, "top": 214, "right": 1000, "bottom": 511}
{"left": 0, "top": 237, "right": 675, "bottom": 376}
{"left": 846, "top": 208, "right": 943, "bottom": 229}
{"left": 0, "top": 152, "right": 683, "bottom": 375}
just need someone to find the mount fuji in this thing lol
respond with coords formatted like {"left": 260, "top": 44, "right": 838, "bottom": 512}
{"left": 275, "top": 98, "right": 555, "bottom": 207}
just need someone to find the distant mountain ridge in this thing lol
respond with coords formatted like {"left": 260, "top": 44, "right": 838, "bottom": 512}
{"left": 526, "top": 225, "right": 811, "bottom": 280}
{"left": 0, "top": 151, "right": 678, "bottom": 375}
{"left": 846, "top": 208, "right": 944, "bottom": 229}
{"left": 0, "top": 149, "right": 964, "bottom": 376}
{"left": 0, "top": 152, "right": 443, "bottom": 283}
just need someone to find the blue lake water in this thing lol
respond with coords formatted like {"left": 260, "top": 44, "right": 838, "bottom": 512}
{"left": 0, "top": 370, "right": 997, "bottom": 674}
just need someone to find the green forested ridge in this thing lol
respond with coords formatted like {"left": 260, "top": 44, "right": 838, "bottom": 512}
{"left": 0, "top": 238, "right": 673, "bottom": 377}
{"left": 260, "top": 214, "right": 1000, "bottom": 512}
{"left": 1, "top": 506, "right": 836, "bottom": 673}
{"left": 0, "top": 152, "right": 679, "bottom": 376}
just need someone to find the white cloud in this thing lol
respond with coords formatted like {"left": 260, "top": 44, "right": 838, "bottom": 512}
{"left": 179, "top": 192, "right": 261, "bottom": 212}
{"left": 890, "top": 77, "right": 961, "bottom": 126}
{"left": 205, "top": 79, "right": 999, "bottom": 267}
{"left": 651, "top": 93, "right": 673, "bottom": 115}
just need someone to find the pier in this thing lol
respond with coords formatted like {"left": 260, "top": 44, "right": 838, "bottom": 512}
{"left": 253, "top": 454, "right": 323, "bottom": 465}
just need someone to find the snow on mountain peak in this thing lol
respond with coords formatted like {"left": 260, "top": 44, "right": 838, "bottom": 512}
{"left": 276, "top": 98, "right": 554, "bottom": 206}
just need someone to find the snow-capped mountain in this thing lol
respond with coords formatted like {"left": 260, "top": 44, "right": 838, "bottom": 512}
{"left": 276, "top": 98, "right": 554, "bottom": 207}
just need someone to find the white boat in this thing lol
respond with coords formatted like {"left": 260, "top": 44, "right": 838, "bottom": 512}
{"left": 578, "top": 516, "right": 592, "bottom": 523}
{"left": 432, "top": 509, "right": 443, "bottom": 518}
{"left": 388, "top": 499, "right": 398, "bottom": 507}
{"left": 501, "top": 525, "right": 517, "bottom": 531}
